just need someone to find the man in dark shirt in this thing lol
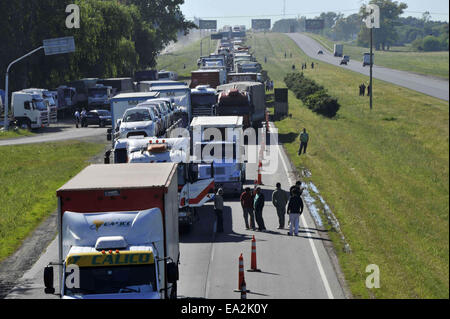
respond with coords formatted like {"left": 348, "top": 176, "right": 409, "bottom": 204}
{"left": 253, "top": 187, "right": 266, "bottom": 232}
{"left": 287, "top": 188, "right": 304, "bottom": 236}
{"left": 240, "top": 187, "right": 255, "bottom": 230}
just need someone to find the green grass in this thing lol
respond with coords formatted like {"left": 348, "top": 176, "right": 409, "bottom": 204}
{"left": 157, "top": 37, "right": 218, "bottom": 78}
{"left": 0, "top": 141, "right": 106, "bottom": 262}
{"left": 305, "top": 32, "right": 449, "bottom": 80}
{"left": 248, "top": 32, "right": 449, "bottom": 298}
{"left": 0, "top": 128, "right": 34, "bottom": 140}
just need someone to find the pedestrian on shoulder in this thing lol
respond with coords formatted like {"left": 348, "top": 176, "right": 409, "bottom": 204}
{"left": 240, "top": 187, "right": 255, "bottom": 230}
{"left": 298, "top": 128, "right": 309, "bottom": 155}
{"left": 81, "top": 109, "right": 87, "bottom": 127}
{"left": 253, "top": 187, "right": 266, "bottom": 232}
{"left": 361, "top": 83, "right": 366, "bottom": 96}
{"left": 290, "top": 180, "right": 304, "bottom": 197}
{"left": 214, "top": 188, "right": 224, "bottom": 233}
{"left": 287, "top": 188, "right": 304, "bottom": 236}
{"left": 74, "top": 110, "right": 80, "bottom": 128}
{"left": 272, "top": 183, "right": 288, "bottom": 229}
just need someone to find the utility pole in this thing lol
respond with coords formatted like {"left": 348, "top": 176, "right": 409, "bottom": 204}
{"left": 370, "top": 27, "right": 373, "bottom": 110}
{"left": 364, "top": 4, "right": 379, "bottom": 111}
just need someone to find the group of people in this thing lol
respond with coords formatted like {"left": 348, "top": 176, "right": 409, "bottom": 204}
{"left": 301, "top": 62, "right": 314, "bottom": 70}
{"left": 265, "top": 80, "right": 274, "bottom": 92}
{"left": 74, "top": 109, "right": 87, "bottom": 128}
{"left": 359, "top": 83, "right": 371, "bottom": 96}
{"left": 213, "top": 181, "right": 305, "bottom": 237}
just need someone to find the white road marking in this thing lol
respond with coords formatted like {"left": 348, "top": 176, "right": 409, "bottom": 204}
{"left": 274, "top": 127, "right": 335, "bottom": 299}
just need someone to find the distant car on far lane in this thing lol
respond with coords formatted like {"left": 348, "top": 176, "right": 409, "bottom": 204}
{"left": 317, "top": 50, "right": 324, "bottom": 55}
{"left": 340, "top": 55, "right": 350, "bottom": 65}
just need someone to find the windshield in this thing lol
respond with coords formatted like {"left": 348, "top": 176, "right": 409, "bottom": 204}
{"left": 89, "top": 88, "right": 107, "bottom": 97}
{"left": 192, "top": 94, "right": 217, "bottom": 106}
{"left": 33, "top": 100, "right": 47, "bottom": 111}
{"left": 97, "top": 110, "right": 110, "bottom": 116}
{"left": 64, "top": 264, "right": 157, "bottom": 296}
{"left": 123, "top": 109, "right": 153, "bottom": 122}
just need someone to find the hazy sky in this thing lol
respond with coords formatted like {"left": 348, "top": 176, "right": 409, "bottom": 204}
{"left": 181, "top": 0, "right": 449, "bottom": 28}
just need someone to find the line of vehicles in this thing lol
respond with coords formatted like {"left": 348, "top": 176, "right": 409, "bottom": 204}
{"left": 43, "top": 27, "right": 269, "bottom": 299}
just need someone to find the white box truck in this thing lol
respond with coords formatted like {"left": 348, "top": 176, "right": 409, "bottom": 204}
{"left": 334, "top": 44, "right": 344, "bottom": 57}
{"left": 11, "top": 91, "right": 49, "bottom": 129}
{"left": 43, "top": 163, "right": 180, "bottom": 299}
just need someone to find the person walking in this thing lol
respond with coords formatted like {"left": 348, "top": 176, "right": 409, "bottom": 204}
{"left": 311, "top": 62, "right": 315, "bottom": 69}
{"left": 253, "top": 187, "right": 266, "bottom": 232}
{"left": 367, "top": 84, "right": 371, "bottom": 97}
{"left": 74, "top": 109, "right": 81, "bottom": 128}
{"left": 361, "top": 83, "right": 366, "bottom": 96}
{"left": 214, "top": 188, "right": 224, "bottom": 233}
{"left": 290, "top": 181, "right": 304, "bottom": 197}
{"left": 240, "top": 187, "right": 255, "bottom": 230}
{"left": 287, "top": 188, "right": 304, "bottom": 236}
{"left": 80, "top": 108, "right": 87, "bottom": 127}
{"left": 272, "top": 183, "right": 288, "bottom": 229}
{"left": 298, "top": 128, "right": 309, "bottom": 156}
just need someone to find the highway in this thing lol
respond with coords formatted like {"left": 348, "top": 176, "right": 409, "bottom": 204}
{"left": 3, "top": 124, "right": 348, "bottom": 299}
{"left": 287, "top": 33, "right": 449, "bottom": 102}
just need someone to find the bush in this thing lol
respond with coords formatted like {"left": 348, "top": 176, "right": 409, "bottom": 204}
{"left": 305, "top": 90, "right": 340, "bottom": 117}
{"left": 284, "top": 72, "right": 340, "bottom": 118}
{"left": 422, "top": 35, "right": 442, "bottom": 51}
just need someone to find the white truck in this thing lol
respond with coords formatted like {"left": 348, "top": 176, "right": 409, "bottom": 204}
{"left": 334, "top": 44, "right": 344, "bottom": 57}
{"left": 110, "top": 137, "right": 215, "bottom": 229}
{"left": 44, "top": 163, "right": 180, "bottom": 299}
{"left": 22, "top": 88, "right": 58, "bottom": 124}
{"left": 190, "top": 116, "right": 246, "bottom": 196}
{"left": 88, "top": 84, "right": 113, "bottom": 109}
{"left": 11, "top": 91, "right": 49, "bottom": 129}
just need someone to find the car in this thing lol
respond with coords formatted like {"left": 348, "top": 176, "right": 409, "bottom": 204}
{"left": 317, "top": 50, "right": 324, "bottom": 55}
{"left": 118, "top": 106, "right": 158, "bottom": 138}
{"left": 82, "top": 110, "right": 112, "bottom": 127}
{"left": 340, "top": 55, "right": 350, "bottom": 65}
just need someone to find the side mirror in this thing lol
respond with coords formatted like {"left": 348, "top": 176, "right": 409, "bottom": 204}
{"left": 166, "top": 262, "right": 179, "bottom": 284}
{"left": 44, "top": 266, "right": 55, "bottom": 294}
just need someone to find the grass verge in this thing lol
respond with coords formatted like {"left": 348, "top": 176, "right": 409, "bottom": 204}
{"left": 0, "top": 129, "right": 34, "bottom": 140}
{"left": 0, "top": 140, "right": 106, "bottom": 262}
{"left": 305, "top": 32, "right": 449, "bottom": 80}
{"left": 249, "top": 32, "right": 449, "bottom": 298}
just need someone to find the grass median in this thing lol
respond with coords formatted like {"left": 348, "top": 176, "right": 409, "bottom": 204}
{"left": 0, "top": 129, "right": 34, "bottom": 140}
{"left": 0, "top": 141, "right": 106, "bottom": 262}
{"left": 305, "top": 32, "right": 449, "bottom": 80}
{"left": 249, "top": 32, "right": 449, "bottom": 298}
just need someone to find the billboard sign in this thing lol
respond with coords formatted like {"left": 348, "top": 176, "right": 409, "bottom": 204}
{"left": 251, "top": 19, "right": 271, "bottom": 30}
{"left": 199, "top": 20, "right": 217, "bottom": 30}
{"left": 305, "top": 19, "right": 325, "bottom": 31}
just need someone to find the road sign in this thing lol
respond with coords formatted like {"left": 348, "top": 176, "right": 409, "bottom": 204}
{"left": 211, "top": 33, "right": 223, "bottom": 40}
{"left": 43, "top": 36, "right": 76, "bottom": 56}
{"left": 251, "top": 19, "right": 271, "bottom": 30}
{"left": 305, "top": 19, "right": 325, "bottom": 31}
{"left": 199, "top": 20, "right": 217, "bottom": 30}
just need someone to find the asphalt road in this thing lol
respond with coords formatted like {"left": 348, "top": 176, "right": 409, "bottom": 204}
{"left": 287, "top": 33, "right": 449, "bottom": 102}
{"left": 0, "top": 120, "right": 108, "bottom": 147}
{"left": 4, "top": 124, "right": 347, "bottom": 299}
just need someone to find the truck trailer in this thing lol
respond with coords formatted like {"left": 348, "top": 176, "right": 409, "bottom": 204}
{"left": 43, "top": 163, "right": 180, "bottom": 299}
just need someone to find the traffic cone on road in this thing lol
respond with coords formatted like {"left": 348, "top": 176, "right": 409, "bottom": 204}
{"left": 238, "top": 253, "right": 245, "bottom": 290}
{"left": 248, "top": 235, "right": 261, "bottom": 272}
{"left": 240, "top": 279, "right": 247, "bottom": 299}
{"left": 255, "top": 161, "right": 263, "bottom": 185}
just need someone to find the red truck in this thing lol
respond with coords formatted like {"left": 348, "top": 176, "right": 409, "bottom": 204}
{"left": 190, "top": 69, "right": 225, "bottom": 89}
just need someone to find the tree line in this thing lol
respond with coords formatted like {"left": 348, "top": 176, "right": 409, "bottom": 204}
{"left": 0, "top": 0, "right": 196, "bottom": 94}
{"left": 272, "top": 0, "right": 448, "bottom": 52}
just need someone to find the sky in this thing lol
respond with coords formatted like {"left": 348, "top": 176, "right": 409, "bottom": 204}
{"left": 180, "top": 0, "right": 449, "bottom": 28}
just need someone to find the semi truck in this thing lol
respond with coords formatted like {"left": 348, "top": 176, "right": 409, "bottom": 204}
{"left": 11, "top": 91, "right": 49, "bottom": 129}
{"left": 110, "top": 137, "right": 215, "bottom": 229}
{"left": 135, "top": 70, "right": 159, "bottom": 82}
{"left": 68, "top": 78, "right": 98, "bottom": 107}
{"left": 43, "top": 163, "right": 180, "bottom": 299}
{"left": 22, "top": 88, "right": 58, "bottom": 124}
{"left": 227, "top": 73, "right": 258, "bottom": 83}
{"left": 190, "top": 86, "right": 217, "bottom": 117}
{"left": 87, "top": 84, "right": 113, "bottom": 109}
{"left": 97, "top": 78, "right": 134, "bottom": 96}
{"left": 334, "top": 44, "right": 344, "bottom": 57}
{"left": 217, "top": 81, "right": 266, "bottom": 128}
{"left": 190, "top": 116, "right": 246, "bottom": 196}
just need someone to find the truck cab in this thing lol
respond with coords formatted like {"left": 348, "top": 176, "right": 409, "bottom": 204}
{"left": 22, "top": 88, "right": 58, "bottom": 124}
{"left": 11, "top": 91, "right": 49, "bottom": 129}
{"left": 88, "top": 84, "right": 113, "bottom": 109}
{"left": 190, "top": 86, "right": 218, "bottom": 117}
{"left": 44, "top": 164, "right": 180, "bottom": 299}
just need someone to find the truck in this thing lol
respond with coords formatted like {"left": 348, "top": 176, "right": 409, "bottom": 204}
{"left": 237, "top": 62, "right": 262, "bottom": 74}
{"left": 363, "top": 53, "right": 374, "bottom": 67}
{"left": 43, "top": 163, "right": 180, "bottom": 299}
{"left": 158, "top": 71, "right": 178, "bottom": 81}
{"left": 22, "top": 88, "right": 58, "bottom": 124}
{"left": 135, "top": 70, "right": 159, "bottom": 83}
{"left": 68, "top": 78, "right": 98, "bottom": 107}
{"left": 217, "top": 81, "right": 266, "bottom": 128}
{"left": 110, "top": 137, "right": 215, "bottom": 229}
{"left": 227, "top": 73, "right": 258, "bottom": 83}
{"left": 11, "top": 91, "right": 49, "bottom": 129}
{"left": 97, "top": 78, "right": 134, "bottom": 96}
{"left": 56, "top": 86, "right": 78, "bottom": 116}
{"left": 190, "top": 69, "right": 226, "bottom": 89}
{"left": 190, "top": 116, "right": 246, "bottom": 196}
{"left": 190, "top": 86, "right": 217, "bottom": 117}
{"left": 87, "top": 84, "right": 113, "bottom": 109}
{"left": 334, "top": 44, "right": 344, "bottom": 57}
{"left": 138, "top": 81, "right": 186, "bottom": 93}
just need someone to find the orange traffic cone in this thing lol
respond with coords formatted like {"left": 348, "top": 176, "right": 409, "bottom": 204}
{"left": 247, "top": 235, "right": 261, "bottom": 272}
{"left": 238, "top": 253, "right": 245, "bottom": 290}
{"left": 255, "top": 161, "right": 263, "bottom": 186}
{"left": 240, "top": 278, "right": 247, "bottom": 299}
